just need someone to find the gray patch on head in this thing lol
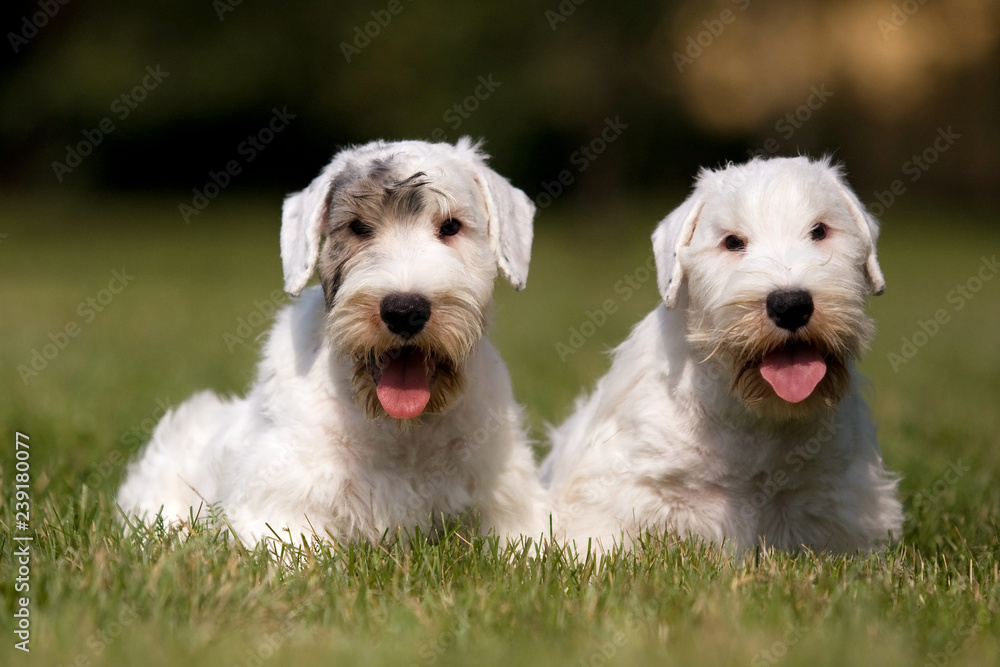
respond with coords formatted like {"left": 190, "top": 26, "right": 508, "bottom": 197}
{"left": 318, "top": 234, "right": 355, "bottom": 310}
{"left": 322, "top": 161, "right": 364, "bottom": 234}
{"left": 388, "top": 171, "right": 432, "bottom": 218}
{"left": 366, "top": 156, "right": 397, "bottom": 183}
{"left": 317, "top": 157, "right": 443, "bottom": 310}
{"left": 331, "top": 167, "right": 436, "bottom": 226}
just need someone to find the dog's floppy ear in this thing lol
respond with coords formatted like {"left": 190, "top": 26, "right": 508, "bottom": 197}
{"left": 281, "top": 161, "right": 341, "bottom": 296}
{"left": 652, "top": 186, "right": 704, "bottom": 310}
{"left": 467, "top": 142, "right": 535, "bottom": 291}
{"left": 831, "top": 167, "right": 886, "bottom": 296}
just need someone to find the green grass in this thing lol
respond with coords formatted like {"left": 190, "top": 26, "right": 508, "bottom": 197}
{"left": 2, "top": 192, "right": 999, "bottom": 666}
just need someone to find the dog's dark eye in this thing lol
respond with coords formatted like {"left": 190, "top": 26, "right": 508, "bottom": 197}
{"left": 439, "top": 218, "right": 462, "bottom": 238}
{"left": 810, "top": 222, "right": 828, "bottom": 241}
{"left": 723, "top": 235, "right": 747, "bottom": 252}
{"left": 349, "top": 220, "right": 373, "bottom": 237}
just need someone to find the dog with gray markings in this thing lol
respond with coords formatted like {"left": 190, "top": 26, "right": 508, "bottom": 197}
{"left": 542, "top": 156, "right": 903, "bottom": 554}
{"left": 118, "top": 138, "right": 549, "bottom": 547}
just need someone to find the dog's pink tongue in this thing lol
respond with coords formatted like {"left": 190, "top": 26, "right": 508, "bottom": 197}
{"left": 376, "top": 349, "right": 432, "bottom": 419}
{"left": 760, "top": 346, "right": 827, "bottom": 403}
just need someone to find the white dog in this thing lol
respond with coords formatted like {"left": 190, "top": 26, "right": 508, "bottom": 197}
{"left": 543, "top": 156, "right": 903, "bottom": 554}
{"left": 118, "top": 138, "right": 549, "bottom": 547}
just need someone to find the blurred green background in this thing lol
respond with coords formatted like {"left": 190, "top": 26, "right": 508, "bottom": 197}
{"left": 2, "top": 0, "right": 999, "bottom": 525}
{"left": 1, "top": 0, "right": 999, "bottom": 201}
{"left": 3, "top": 2, "right": 1000, "bottom": 666}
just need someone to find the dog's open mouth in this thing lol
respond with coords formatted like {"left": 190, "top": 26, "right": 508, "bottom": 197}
{"left": 371, "top": 346, "right": 435, "bottom": 419}
{"left": 758, "top": 342, "right": 828, "bottom": 404}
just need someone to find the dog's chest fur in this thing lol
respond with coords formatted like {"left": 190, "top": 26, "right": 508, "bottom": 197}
{"left": 547, "top": 307, "right": 899, "bottom": 553}
{"left": 218, "top": 288, "right": 509, "bottom": 540}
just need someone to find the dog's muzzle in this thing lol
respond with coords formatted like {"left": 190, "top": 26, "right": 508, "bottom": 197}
{"left": 366, "top": 294, "right": 434, "bottom": 419}
{"left": 756, "top": 289, "right": 825, "bottom": 403}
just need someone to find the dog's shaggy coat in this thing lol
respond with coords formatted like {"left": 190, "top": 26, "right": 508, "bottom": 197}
{"left": 542, "top": 156, "right": 903, "bottom": 553}
{"left": 119, "top": 139, "right": 549, "bottom": 546}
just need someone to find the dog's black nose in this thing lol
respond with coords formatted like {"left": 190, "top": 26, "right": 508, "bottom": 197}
{"left": 766, "top": 289, "right": 814, "bottom": 331}
{"left": 380, "top": 294, "right": 432, "bottom": 338}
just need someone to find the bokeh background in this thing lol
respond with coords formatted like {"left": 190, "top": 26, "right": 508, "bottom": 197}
{"left": 0, "top": 1, "right": 998, "bottom": 489}
{"left": 3, "top": 2, "right": 1000, "bottom": 665}
{"left": 3, "top": 0, "right": 999, "bottom": 482}
{"left": 2, "top": 0, "right": 999, "bottom": 201}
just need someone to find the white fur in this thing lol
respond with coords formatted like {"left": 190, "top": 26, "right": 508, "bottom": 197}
{"left": 118, "top": 139, "right": 548, "bottom": 547}
{"left": 543, "top": 156, "right": 903, "bottom": 554}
